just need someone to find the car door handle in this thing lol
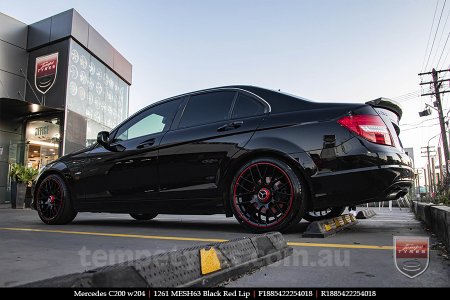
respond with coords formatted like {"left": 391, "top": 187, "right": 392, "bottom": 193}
{"left": 137, "top": 138, "right": 156, "bottom": 149}
{"left": 217, "top": 121, "right": 244, "bottom": 132}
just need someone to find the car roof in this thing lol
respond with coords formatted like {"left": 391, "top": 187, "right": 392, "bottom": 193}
{"left": 171, "top": 85, "right": 315, "bottom": 113}
{"left": 129, "top": 85, "right": 316, "bottom": 127}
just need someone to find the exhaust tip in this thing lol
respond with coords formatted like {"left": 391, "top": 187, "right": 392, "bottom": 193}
{"left": 395, "top": 190, "right": 408, "bottom": 199}
{"left": 386, "top": 189, "right": 408, "bottom": 200}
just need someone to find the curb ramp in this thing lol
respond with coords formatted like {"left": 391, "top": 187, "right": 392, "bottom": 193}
{"left": 303, "top": 214, "right": 358, "bottom": 238}
{"left": 20, "top": 232, "right": 292, "bottom": 287}
{"left": 356, "top": 209, "right": 376, "bottom": 219}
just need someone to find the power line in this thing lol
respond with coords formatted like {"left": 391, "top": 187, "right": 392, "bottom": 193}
{"left": 437, "top": 31, "right": 450, "bottom": 67}
{"left": 432, "top": 3, "right": 450, "bottom": 66}
{"left": 392, "top": 90, "right": 419, "bottom": 98}
{"left": 398, "top": 94, "right": 420, "bottom": 102}
{"left": 440, "top": 47, "right": 450, "bottom": 69}
{"left": 443, "top": 92, "right": 449, "bottom": 111}
{"left": 398, "top": 96, "right": 421, "bottom": 103}
{"left": 441, "top": 46, "right": 450, "bottom": 69}
{"left": 401, "top": 117, "right": 439, "bottom": 127}
{"left": 422, "top": 0, "right": 440, "bottom": 72}
{"left": 425, "top": 0, "right": 447, "bottom": 71}
{"left": 392, "top": 90, "right": 421, "bottom": 102}
{"left": 392, "top": 90, "right": 420, "bottom": 98}
{"left": 402, "top": 122, "right": 441, "bottom": 132}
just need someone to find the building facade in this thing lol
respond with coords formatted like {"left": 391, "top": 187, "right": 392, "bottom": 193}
{"left": 0, "top": 9, "right": 132, "bottom": 203}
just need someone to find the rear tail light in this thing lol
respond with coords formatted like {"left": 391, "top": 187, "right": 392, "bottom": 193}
{"left": 338, "top": 115, "right": 394, "bottom": 146}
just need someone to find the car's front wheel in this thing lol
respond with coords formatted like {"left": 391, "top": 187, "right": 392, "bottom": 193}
{"left": 130, "top": 213, "right": 158, "bottom": 221}
{"left": 35, "top": 174, "right": 77, "bottom": 225}
{"left": 230, "top": 157, "right": 307, "bottom": 233}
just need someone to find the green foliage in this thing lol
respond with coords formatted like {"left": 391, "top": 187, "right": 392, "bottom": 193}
{"left": 434, "top": 177, "right": 450, "bottom": 205}
{"left": 434, "top": 190, "right": 450, "bottom": 205}
{"left": 10, "top": 164, "right": 39, "bottom": 185}
{"left": 9, "top": 163, "right": 22, "bottom": 181}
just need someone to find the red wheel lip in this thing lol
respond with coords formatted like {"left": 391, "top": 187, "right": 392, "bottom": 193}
{"left": 233, "top": 162, "right": 295, "bottom": 229}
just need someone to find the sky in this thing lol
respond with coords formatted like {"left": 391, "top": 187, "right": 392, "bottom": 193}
{"left": 0, "top": 0, "right": 444, "bottom": 174}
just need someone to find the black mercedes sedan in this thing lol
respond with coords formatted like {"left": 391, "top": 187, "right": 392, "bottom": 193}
{"left": 33, "top": 86, "right": 413, "bottom": 232}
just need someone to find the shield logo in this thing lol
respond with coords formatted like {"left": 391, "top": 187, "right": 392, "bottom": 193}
{"left": 394, "top": 236, "right": 429, "bottom": 278}
{"left": 35, "top": 53, "right": 59, "bottom": 94}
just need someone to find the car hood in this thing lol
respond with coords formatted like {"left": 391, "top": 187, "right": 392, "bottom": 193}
{"left": 54, "top": 144, "right": 96, "bottom": 163}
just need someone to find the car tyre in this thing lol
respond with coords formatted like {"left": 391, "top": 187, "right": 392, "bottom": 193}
{"left": 130, "top": 213, "right": 158, "bottom": 221}
{"left": 35, "top": 174, "right": 77, "bottom": 225}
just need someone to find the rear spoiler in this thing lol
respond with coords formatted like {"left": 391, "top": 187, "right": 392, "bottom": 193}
{"left": 365, "top": 97, "right": 403, "bottom": 120}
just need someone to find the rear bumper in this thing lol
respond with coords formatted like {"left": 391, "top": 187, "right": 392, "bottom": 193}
{"left": 302, "top": 141, "right": 414, "bottom": 209}
{"left": 310, "top": 164, "right": 413, "bottom": 209}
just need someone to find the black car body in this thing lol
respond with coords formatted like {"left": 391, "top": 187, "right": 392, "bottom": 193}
{"left": 33, "top": 86, "right": 413, "bottom": 232}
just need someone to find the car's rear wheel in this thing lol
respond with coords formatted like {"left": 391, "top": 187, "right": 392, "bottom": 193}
{"left": 303, "top": 206, "right": 345, "bottom": 222}
{"left": 230, "top": 157, "right": 306, "bottom": 233}
{"left": 130, "top": 213, "right": 158, "bottom": 221}
{"left": 35, "top": 174, "right": 77, "bottom": 225}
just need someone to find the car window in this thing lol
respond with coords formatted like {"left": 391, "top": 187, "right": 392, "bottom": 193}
{"left": 179, "top": 91, "right": 235, "bottom": 128}
{"left": 232, "top": 93, "right": 265, "bottom": 119}
{"left": 113, "top": 99, "right": 180, "bottom": 142}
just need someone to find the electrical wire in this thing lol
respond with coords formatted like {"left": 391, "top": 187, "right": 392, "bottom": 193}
{"left": 396, "top": 92, "right": 420, "bottom": 99}
{"left": 402, "top": 122, "right": 441, "bottom": 132}
{"left": 422, "top": 0, "right": 441, "bottom": 72}
{"left": 432, "top": 3, "right": 450, "bottom": 66}
{"left": 392, "top": 90, "right": 421, "bottom": 102}
{"left": 425, "top": 0, "right": 447, "bottom": 72}
{"left": 398, "top": 95, "right": 421, "bottom": 103}
{"left": 401, "top": 117, "right": 439, "bottom": 127}
{"left": 440, "top": 46, "right": 450, "bottom": 68}
{"left": 441, "top": 46, "right": 450, "bottom": 69}
{"left": 437, "top": 32, "right": 450, "bottom": 67}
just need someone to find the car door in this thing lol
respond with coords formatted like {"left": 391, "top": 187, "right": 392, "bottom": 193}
{"left": 158, "top": 90, "right": 268, "bottom": 203}
{"left": 77, "top": 98, "right": 182, "bottom": 209}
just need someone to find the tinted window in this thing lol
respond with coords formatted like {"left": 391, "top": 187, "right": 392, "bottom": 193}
{"left": 179, "top": 91, "right": 235, "bottom": 128}
{"left": 232, "top": 93, "right": 265, "bottom": 119}
{"left": 114, "top": 99, "right": 180, "bottom": 142}
{"left": 239, "top": 86, "right": 314, "bottom": 113}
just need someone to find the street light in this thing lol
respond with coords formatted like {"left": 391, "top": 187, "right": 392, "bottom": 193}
{"left": 428, "top": 133, "right": 440, "bottom": 149}
{"left": 419, "top": 103, "right": 438, "bottom": 117}
{"left": 419, "top": 107, "right": 432, "bottom": 117}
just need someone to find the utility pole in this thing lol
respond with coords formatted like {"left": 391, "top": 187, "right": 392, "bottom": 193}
{"left": 438, "top": 147, "right": 444, "bottom": 187}
{"left": 430, "top": 157, "right": 437, "bottom": 194}
{"left": 416, "top": 169, "right": 421, "bottom": 188}
{"left": 423, "top": 168, "right": 428, "bottom": 196}
{"left": 431, "top": 69, "right": 450, "bottom": 179}
{"left": 419, "top": 68, "right": 450, "bottom": 180}
{"left": 421, "top": 146, "right": 436, "bottom": 195}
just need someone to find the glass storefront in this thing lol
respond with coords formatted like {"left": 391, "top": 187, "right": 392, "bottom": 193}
{"left": 64, "top": 41, "right": 129, "bottom": 154}
{"left": 25, "top": 118, "right": 61, "bottom": 170}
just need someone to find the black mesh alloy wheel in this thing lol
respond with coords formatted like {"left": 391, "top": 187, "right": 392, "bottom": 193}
{"left": 230, "top": 157, "right": 307, "bottom": 233}
{"left": 35, "top": 174, "right": 77, "bottom": 225}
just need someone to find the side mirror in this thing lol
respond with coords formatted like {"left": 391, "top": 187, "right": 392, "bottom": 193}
{"left": 97, "top": 131, "right": 110, "bottom": 147}
{"left": 96, "top": 131, "right": 125, "bottom": 152}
